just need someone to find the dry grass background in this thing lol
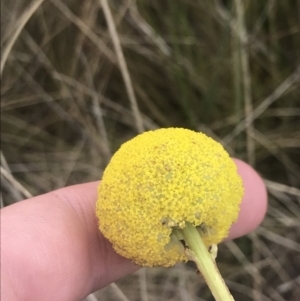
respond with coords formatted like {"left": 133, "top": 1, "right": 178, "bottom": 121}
{"left": 1, "top": 0, "right": 300, "bottom": 300}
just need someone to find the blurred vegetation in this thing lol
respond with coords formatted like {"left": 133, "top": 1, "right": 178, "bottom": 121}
{"left": 1, "top": 0, "right": 300, "bottom": 300}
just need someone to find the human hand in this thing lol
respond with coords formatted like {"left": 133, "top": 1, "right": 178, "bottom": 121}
{"left": 1, "top": 159, "right": 267, "bottom": 301}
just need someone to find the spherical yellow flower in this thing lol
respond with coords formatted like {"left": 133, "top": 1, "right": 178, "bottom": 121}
{"left": 96, "top": 128, "right": 243, "bottom": 267}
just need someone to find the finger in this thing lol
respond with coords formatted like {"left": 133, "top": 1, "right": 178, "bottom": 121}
{"left": 1, "top": 182, "right": 136, "bottom": 301}
{"left": 1, "top": 159, "right": 267, "bottom": 301}
{"left": 229, "top": 159, "right": 268, "bottom": 239}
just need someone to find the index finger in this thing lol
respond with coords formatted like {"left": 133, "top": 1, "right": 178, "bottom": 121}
{"left": 1, "top": 159, "right": 267, "bottom": 301}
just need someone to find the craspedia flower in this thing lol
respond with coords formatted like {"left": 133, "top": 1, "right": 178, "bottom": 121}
{"left": 96, "top": 128, "right": 243, "bottom": 267}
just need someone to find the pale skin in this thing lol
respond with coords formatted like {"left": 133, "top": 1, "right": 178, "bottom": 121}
{"left": 1, "top": 159, "right": 267, "bottom": 301}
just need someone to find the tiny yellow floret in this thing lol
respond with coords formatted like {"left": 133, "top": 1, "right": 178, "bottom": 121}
{"left": 96, "top": 128, "right": 243, "bottom": 267}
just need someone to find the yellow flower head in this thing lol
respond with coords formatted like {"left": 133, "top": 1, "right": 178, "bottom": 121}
{"left": 96, "top": 128, "right": 243, "bottom": 267}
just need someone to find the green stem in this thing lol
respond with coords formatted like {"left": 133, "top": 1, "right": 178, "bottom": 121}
{"left": 180, "top": 223, "right": 234, "bottom": 301}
